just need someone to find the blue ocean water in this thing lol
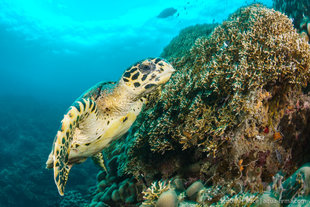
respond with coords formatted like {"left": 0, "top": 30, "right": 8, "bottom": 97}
{"left": 0, "top": 0, "right": 272, "bottom": 206}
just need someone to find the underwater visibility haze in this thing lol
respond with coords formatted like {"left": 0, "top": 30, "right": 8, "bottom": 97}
{"left": 2, "top": 0, "right": 310, "bottom": 206}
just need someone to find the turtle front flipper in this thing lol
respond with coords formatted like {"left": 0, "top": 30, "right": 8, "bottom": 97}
{"left": 52, "top": 98, "right": 97, "bottom": 196}
{"left": 92, "top": 152, "right": 109, "bottom": 173}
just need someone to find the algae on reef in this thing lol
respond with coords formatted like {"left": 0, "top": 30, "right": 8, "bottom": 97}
{"left": 91, "top": 4, "right": 310, "bottom": 206}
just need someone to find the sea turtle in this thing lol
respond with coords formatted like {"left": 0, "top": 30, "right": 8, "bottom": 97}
{"left": 46, "top": 58, "right": 175, "bottom": 196}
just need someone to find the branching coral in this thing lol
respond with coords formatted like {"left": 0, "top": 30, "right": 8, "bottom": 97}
{"left": 273, "top": 0, "right": 310, "bottom": 42}
{"left": 141, "top": 180, "right": 172, "bottom": 206}
{"left": 273, "top": 0, "right": 310, "bottom": 30}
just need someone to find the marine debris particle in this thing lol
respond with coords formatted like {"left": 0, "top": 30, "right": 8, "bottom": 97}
{"left": 157, "top": 7, "right": 177, "bottom": 18}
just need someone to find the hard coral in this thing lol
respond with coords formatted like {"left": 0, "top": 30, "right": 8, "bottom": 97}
{"left": 141, "top": 180, "right": 172, "bottom": 206}
{"left": 273, "top": 0, "right": 310, "bottom": 43}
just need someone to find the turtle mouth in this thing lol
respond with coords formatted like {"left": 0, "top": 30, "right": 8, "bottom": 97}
{"left": 158, "top": 66, "right": 176, "bottom": 84}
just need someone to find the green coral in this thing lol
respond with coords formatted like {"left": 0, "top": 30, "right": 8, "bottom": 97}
{"left": 89, "top": 155, "right": 139, "bottom": 207}
{"left": 269, "top": 164, "right": 310, "bottom": 204}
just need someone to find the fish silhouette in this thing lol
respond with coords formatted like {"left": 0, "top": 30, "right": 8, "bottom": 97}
{"left": 157, "top": 7, "right": 177, "bottom": 18}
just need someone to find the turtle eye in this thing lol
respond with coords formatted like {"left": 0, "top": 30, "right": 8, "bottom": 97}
{"left": 139, "top": 62, "right": 155, "bottom": 74}
{"left": 142, "top": 65, "right": 150, "bottom": 71}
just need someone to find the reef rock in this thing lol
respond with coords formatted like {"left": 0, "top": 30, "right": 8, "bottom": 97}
{"left": 156, "top": 189, "right": 178, "bottom": 207}
{"left": 185, "top": 181, "right": 204, "bottom": 201}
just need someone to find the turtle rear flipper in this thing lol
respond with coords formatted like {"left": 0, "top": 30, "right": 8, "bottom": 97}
{"left": 92, "top": 152, "right": 109, "bottom": 173}
{"left": 53, "top": 98, "right": 97, "bottom": 196}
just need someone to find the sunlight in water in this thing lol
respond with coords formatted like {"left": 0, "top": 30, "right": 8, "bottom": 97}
{"left": 0, "top": 0, "right": 272, "bottom": 45}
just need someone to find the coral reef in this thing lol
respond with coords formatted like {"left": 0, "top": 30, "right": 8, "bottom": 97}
{"left": 0, "top": 97, "right": 62, "bottom": 206}
{"left": 89, "top": 153, "right": 141, "bottom": 207}
{"left": 141, "top": 180, "right": 172, "bottom": 206}
{"left": 116, "top": 3, "right": 310, "bottom": 200}
{"left": 0, "top": 96, "right": 97, "bottom": 206}
{"left": 89, "top": 4, "right": 310, "bottom": 206}
{"left": 273, "top": 0, "right": 310, "bottom": 42}
{"left": 139, "top": 165, "right": 310, "bottom": 206}
{"left": 267, "top": 164, "right": 310, "bottom": 205}
{"left": 60, "top": 190, "right": 89, "bottom": 207}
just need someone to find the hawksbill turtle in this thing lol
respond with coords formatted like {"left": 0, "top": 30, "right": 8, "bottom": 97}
{"left": 46, "top": 58, "right": 175, "bottom": 195}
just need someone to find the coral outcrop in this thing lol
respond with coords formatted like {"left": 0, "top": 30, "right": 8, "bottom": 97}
{"left": 92, "top": 167, "right": 309, "bottom": 206}
{"left": 89, "top": 150, "right": 142, "bottom": 207}
{"left": 119, "top": 3, "right": 310, "bottom": 195}
{"left": 143, "top": 164, "right": 310, "bottom": 206}
{"left": 91, "top": 4, "right": 310, "bottom": 206}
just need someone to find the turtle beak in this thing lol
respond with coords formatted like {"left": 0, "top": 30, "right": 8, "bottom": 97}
{"left": 158, "top": 65, "right": 176, "bottom": 84}
{"left": 166, "top": 63, "right": 176, "bottom": 73}
{"left": 169, "top": 67, "right": 176, "bottom": 73}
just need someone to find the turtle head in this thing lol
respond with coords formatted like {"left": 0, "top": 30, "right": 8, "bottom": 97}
{"left": 120, "top": 58, "right": 175, "bottom": 98}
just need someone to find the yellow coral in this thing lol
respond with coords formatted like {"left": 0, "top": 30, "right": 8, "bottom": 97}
{"left": 142, "top": 180, "right": 171, "bottom": 206}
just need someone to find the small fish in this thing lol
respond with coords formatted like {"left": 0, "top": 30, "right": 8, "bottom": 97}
{"left": 157, "top": 8, "right": 178, "bottom": 18}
